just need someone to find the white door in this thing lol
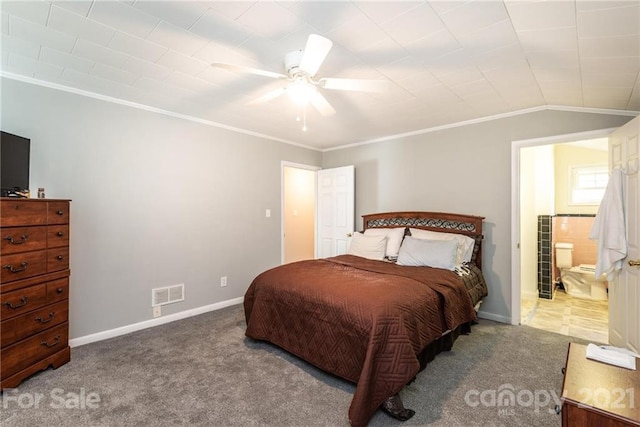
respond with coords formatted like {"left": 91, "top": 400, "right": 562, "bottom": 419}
{"left": 316, "top": 165, "right": 355, "bottom": 258}
{"left": 608, "top": 115, "right": 640, "bottom": 353}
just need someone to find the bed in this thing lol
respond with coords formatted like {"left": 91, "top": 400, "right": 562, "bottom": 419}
{"left": 244, "top": 211, "right": 488, "bottom": 426}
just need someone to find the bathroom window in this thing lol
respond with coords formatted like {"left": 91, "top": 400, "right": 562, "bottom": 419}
{"left": 570, "top": 165, "right": 609, "bottom": 205}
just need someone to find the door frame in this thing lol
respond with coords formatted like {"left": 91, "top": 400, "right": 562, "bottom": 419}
{"left": 510, "top": 127, "right": 618, "bottom": 325}
{"left": 281, "top": 161, "right": 321, "bottom": 264}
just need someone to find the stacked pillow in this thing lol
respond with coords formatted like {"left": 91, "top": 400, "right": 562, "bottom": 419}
{"left": 408, "top": 228, "right": 475, "bottom": 265}
{"left": 346, "top": 227, "right": 476, "bottom": 271}
{"left": 347, "top": 227, "right": 405, "bottom": 261}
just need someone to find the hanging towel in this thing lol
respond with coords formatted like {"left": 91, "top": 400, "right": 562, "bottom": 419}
{"left": 589, "top": 168, "right": 626, "bottom": 281}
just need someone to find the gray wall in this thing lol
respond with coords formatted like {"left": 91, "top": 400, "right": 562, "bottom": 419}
{"left": 323, "top": 110, "right": 634, "bottom": 322}
{"left": 1, "top": 78, "right": 321, "bottom": 339}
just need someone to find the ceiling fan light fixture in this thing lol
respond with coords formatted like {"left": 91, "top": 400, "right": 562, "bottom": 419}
{"left": 286, "top": 79, "right": 317, "bottom": 107}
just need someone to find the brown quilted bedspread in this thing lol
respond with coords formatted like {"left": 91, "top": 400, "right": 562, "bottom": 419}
{"left": 244, "top": 255, "right": 480, "bottom": 427}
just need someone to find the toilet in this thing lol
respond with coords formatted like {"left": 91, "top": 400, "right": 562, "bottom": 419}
{"left": 555, "top": 242, "right": 608, "bottom": 300}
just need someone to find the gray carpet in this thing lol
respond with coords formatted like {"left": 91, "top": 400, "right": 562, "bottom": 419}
{"left": 1, "top": 304, "right": 592, "bottom": 426}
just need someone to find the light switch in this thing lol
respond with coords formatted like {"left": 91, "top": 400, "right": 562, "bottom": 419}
{"left": 266, "top": 209, "right": 271, "bottom": 218}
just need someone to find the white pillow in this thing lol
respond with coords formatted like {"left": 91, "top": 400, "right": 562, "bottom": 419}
{"left": 396, "top": 237, "right": 458, "bottom": 270}
{"left": 363, "top": 227, "right": 405, "bottom": 258}
{"left": 347, "top": 232, "right": 387, "bottom": 260}
{"left": 409, "top": 228, "right": 475, "bottom": 265}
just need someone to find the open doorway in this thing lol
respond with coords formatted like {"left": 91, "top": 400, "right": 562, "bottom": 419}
{"left": 281, "top": 162, "right": 319, "bottom": 264}
{"left": 513, "top": 130, "right": 611, "bottom": 343}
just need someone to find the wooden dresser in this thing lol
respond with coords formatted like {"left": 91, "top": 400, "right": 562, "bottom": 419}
{"left": 0, "top": 197, "right": 71, "bottom": 390}
{"left": 560, "top": 342, "right": 640, "bottom": 426}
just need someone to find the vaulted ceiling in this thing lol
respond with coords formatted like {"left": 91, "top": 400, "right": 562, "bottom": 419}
{"left": 2, "top": 1, "right": 639, "bottom": 149}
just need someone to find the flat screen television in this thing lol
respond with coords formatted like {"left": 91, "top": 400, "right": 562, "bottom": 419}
{"left": 1, "top": 131, "right": 31, "bottom": 197}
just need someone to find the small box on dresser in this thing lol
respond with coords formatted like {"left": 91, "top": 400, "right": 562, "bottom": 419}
{"left": 0, "top": 198, "right": 71, "bottom": 390}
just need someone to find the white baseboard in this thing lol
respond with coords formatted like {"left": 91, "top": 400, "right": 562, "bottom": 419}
{"left": 69, "top": 297, "right": 244, "bottom": 348}
{"left": 477, "top": 310, "right": 511, "bottom": 324}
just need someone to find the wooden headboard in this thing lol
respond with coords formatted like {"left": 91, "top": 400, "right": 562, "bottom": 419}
{"left": 362, "top": 211, "right": 485, "bottom": 268}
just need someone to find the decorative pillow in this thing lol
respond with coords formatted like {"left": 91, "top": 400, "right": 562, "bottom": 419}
{"left": 469, "top": 235, "right": 483, "bottom": 264}
{"left": 363, "top": 227, "right": 406, "bottom": 258}
{"left": 409, "top": 228, "right": 475, "bottom": 265}
{"left": 396, "top": 237, "right": 458, "bottom": 270}
{"left": 347, "top": 232, "right": 387, "bottom": 260}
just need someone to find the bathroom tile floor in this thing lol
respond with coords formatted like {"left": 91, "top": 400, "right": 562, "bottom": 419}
{"left": 522, "top": 289, "right": 609, "bottom": 344}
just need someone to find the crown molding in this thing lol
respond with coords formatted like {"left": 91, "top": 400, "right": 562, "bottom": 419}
{"left": 0, "top": 72, "right": 321, "bottom": 152}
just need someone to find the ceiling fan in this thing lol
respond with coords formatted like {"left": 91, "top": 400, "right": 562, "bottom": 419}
{"left": 211, "top": 34, "right": 388, "bottom": 123}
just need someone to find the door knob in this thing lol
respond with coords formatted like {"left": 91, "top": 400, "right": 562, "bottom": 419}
{"left": 346, "top": 232, "right": 353, "bottom": 237}
{"left": 629, "top": 259, "right": 640, "bottom": 267}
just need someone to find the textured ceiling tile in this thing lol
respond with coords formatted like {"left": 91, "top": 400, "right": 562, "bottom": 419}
{"left": 577, "top": 3, "right": 640, "bottom": 38}
{"left": 506, "top": 1, "right": 576, "bottom": 31}
{"left": 235, "top": 2, "right": 300, "bottom": 40}
{"left": 122, "top": 56, "right": 172, "bottom": 81}
{"left": 90, "top": 62, "right": 139, "bottom": 86}
{"left": 40, "top": 45, "right": 94, "bottom": 73}
{"left": 49, "top": 5, "right": 116, "bottom": 47}
{"left": 1, "top": 33, "right": 40, "bottom": 59}
{"left": 1, "top": 1, "right": 51, "bottom": 26}
{"left": 380, "top": 3, "right": 446, "bottom": 47}
{"left": 146, "top": 21, "right": 209, "bottom": 57}
{"left": 9, "top": 15, "right": 76, "bottom": 53}
{"left": 89, "top": 1, "right": 160, "bottom": 39}
{"left": 133, "top": 1, "right": 209, "bottom": 30}
{"left": 516, "top": 27, "right": 578, "bottom": 52}
{"left": 579, "top": 34, "right": 640, "bottom": 58}
{"left": 73, "top": 38, "right": 129, "bottom": 68}
{"left": 156, "top": 50, "right": 209, "bottom": 76}
{"left": 108, "top": 31, "right": 168, "bottom": 63}
{"left": 438, "top": 0, "right": 509, "bottom": 36}
{"left": 50, "top": 1, "right": 92, "bottom": 18}
{"left": 189, "top": 8, "right": 251, "bottom": 46}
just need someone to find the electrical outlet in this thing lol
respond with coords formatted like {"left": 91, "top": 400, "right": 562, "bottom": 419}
{"left": 153, "top": 306, "right": 161, "bottom": 318}
{"left": 220, "top": 276, "right": 228, "bottom": 287}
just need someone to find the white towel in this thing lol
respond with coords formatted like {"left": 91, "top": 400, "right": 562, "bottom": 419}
{"left": 589, "top": 168, "right": 626, "bottom": 281}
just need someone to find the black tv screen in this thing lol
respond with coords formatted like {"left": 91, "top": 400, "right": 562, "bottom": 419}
{"left": 1, "top": 131, "right": 31, "bottom": 194}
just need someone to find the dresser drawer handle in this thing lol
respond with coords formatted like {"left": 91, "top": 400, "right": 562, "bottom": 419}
{"left": 3, "top": 262, "right": 28, "bottom": 273}
{"left": 5, "top": 296, "right": 28, "bottom": 309}
{"left": 41, "top": 335, "right": 61, "bottom": 348}
{"left": 5, "top": 234, "right": 28, "bottom": 245}
{"left": 36, "top": 312, "right": 55, "bottom": 324}
{"left": 57, "top": 255, "right": 64, "bottom": 261}
{"left": 56, "top": 287, "right": 64, "bottom": 294}
{"left": 56, "top": 210, "right": 64, "bottom": 216}
{"left": 56, "top": 231, "right": 64, "bottom": 237}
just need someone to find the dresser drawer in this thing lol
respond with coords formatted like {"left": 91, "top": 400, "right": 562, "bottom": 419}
{"left": 47, "top": 225, "right": 69, "bottom": 248}
{"left": 47, "top": 248, "right": 69, "bottom": 272}
{"left": 0, "top": 226, "right": 47, "bottom": 255}
{"left": 1, "top": 283, "right": 47, "bottom": 320}
{"left": 0, "top": 251, "right": 47, "bottom": 283}
{"left": 0, "top": 201, "right": 47, "bottom": 227}
{"left": 47, "top": 202, "right": 70, "bottom": 225}
{"left": 46, "top": 278, "right": 69, "bottom": 303}
{"left": 0, "top": 322, "right": 68, "bottom": 380}
{"left": 1, "top": 301, "right": 68, "bottom": 348}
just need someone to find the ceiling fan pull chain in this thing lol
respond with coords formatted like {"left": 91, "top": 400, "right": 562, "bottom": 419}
{"left": 302, "top": 105, "right": 308, "bottom": 132}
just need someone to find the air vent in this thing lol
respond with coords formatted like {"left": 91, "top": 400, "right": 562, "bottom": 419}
{"left": 152, "top": 284, "right": 184, "bottom": 306}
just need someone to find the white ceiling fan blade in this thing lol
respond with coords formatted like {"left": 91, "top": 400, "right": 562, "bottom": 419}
{"left": 211, "top": 62, "right": 287, "bottom": 80}
{"left": 247, "top": 87, "right": 286, "bottom": 105}
{"left": 318, "top": 77, "right": 389, "bottom": 93}
{"left": 310, "top": 91, "right": 336, "bottom": 116}
{"left": 299, "top": 34, "right": 333, "bottom": 77}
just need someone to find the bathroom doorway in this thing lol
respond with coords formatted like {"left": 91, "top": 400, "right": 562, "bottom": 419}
{"left": 518, "top": 136, "right": 610, "bottom": 343}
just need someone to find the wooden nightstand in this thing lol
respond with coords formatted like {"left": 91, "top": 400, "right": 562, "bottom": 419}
{"left": 560, "top": 342, "right": 640, "bottom": 426}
